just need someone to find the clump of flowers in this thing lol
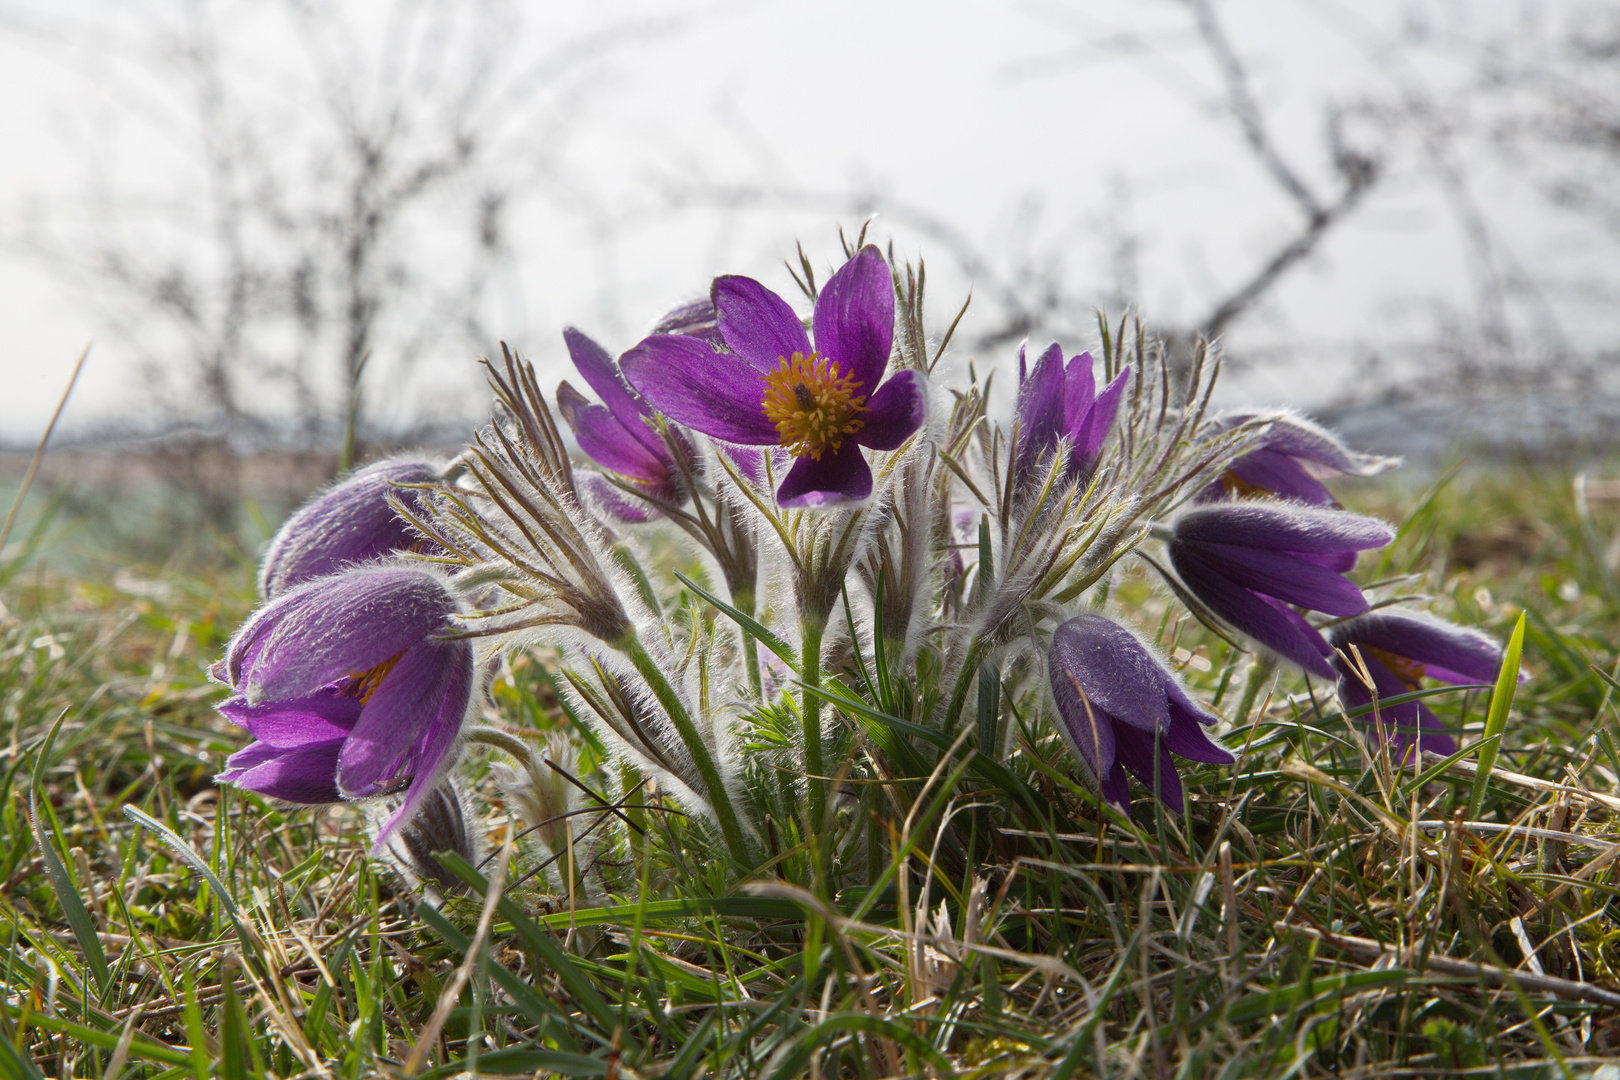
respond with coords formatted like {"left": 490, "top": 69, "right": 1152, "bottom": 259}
{"left": 208, "top": 230, "right": 1519, "bottom": 897}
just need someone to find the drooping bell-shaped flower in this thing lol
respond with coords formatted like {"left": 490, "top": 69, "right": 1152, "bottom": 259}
{"left": 1166, "top": 501, "right": 1394, "bottom": 678}
{"left": 1011, "top": 343, "right": 1130, "bottom": 490}
{"left": 1327, "top": 610, "right": 1516, "bottom": 760}
{"left": 620, "top": 245, "right": 926, "bottom": 507}
{"left": 1196, "top": 411, "right": 1398, "bottom": 506}
{"left": 259, "top": 456, "right": 440, "bottom": 599}
{"left": 1048, "top": 614, "right": 1234, "bottom": 813}
{"left": 214, "top": 565, "right": 475, "bottom": 848}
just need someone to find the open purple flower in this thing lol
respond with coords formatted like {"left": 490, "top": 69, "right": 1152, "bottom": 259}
{"left": 259, "top": 456, "right": 440, "bottom": 599}
{"left": 1196, "top": 411, "right": 1398, "bottom": 506}
{"left": 1049, "top": 614, "right": 1234, "bottom": 813}
{"left": 1167, "top": 502, "right": 1395, "bottom": 679}
{"left": 1012, "top": 344, "right": 1130, "bottom": 489}
{"left": 620, "top": 245, "right": 925, "bottom": 508}
{"left": 1327, "top": 610, "right": 1514, "bottom": 760}
{"left": 214, "top": 565, "right": 475, "bottom": 848}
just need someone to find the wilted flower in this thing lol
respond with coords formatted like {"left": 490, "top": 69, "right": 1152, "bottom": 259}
{"left": 621, "top": 245, "right": 925, "bottom": 507}
{"left": 215, "top": 565, "right": 475, "bottom": 847}
{"left": 1048, "top": 614, "right": 1234, "bottom": 813}
{"left": 259, "top": 457, "right": 440, "bottom": 599}
{"left": 1167, "top": 502, "right": 1394, "bottom": 678}
{"left": 556, "top": 327, "right": 690, "bottom": 519}
{"left": 1196, "top": 411, "right": 1398, "bottom": 506}
{"left": 1011, "top": 343, "right": 1130, "bottom": 489}
{"left": 1327, "top": 610, "right": 1513, "bottom": 759}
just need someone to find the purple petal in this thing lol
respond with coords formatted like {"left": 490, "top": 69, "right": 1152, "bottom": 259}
{"left": 241, "top": 567, "right": 457, "bottom": 703}
{"left": 651, "top": 297, "right": 724, "bottom": 347}
{"left": 1329, "top": 611, "right": 1508, "bottom": 686}
{"left": 1333, "top": 653, "right": 1457, "bottom": 759}
{"left": 776, "top": 441, "right": 873, "bottom": 507}
{"left": 218, "top": 692, "right": 363, "bottom": 747}
{"left": 220, "top": 740, "right": 344, "bottom": 804}
{"left": 855, "top": 370, "right": 926, "bottom": 451}
{"left": 1012, "top": 343, "right": 1066, "bottom": 482}
{"left": 812, "top": 245, "right": 894, "bottom": 390}
{"left": 621, "top": 335, "right": 780, "bottom": 444}
{"left": 1244, "top": 411, "right": 1400, "bottom": 478}
{"left": 1049, "top": 615, "right": 1172, "bottom": 733}
{"left": 1098, "top": 766, "right": 1132, "bottom": 810}
{"left": 1163, "top": 708, "right": 1237, "bottom": 764}
{"left": 557, "top": 383, "right": 669, "bottom": 484}
{"left": 562, "top": 328, "right": 662, "bottom": 455}
{"left": 367, "top": 668, "right": 470, "bottom": 851}
{"left": 720, "top": 444, "right": 764, "bottom": 484}
{"left": 1061, "top": 351, "right": 1097, "bottom": 430}
{"left": 337, "top": 639, "right": 472, "bottom": 798}
{"left": 1170, "top": 547, "right": 1336, "bottom": 678}
{"left": 1226, "top": 449, "right": 1336, "bottom": 505}
{"left": 259, "top": 458, "right": 438, "bottom": 599}
{"left": 579, "top": 472, "right": 658, "bottom": 523}
{"left": 713, "top": 275, "right": 811, "bottom": 372}
{"left": 1049, "top": 661, "right": 1119, "bottom": 783}
{"left": 1174, "top": 502, "right": 1394, "bottom": 554}
{"left": 1075, "top": 367, "right": 1131, "bottom": 460}
{"left": 1181, "top": 541, "right": 1370, "bottom": 617}
{"left": 1112, "top": 725, "right": 1185, "bottom": 813}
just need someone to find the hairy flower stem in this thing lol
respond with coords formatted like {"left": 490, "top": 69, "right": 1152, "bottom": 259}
{"left": 1233, "top": 654, "right": 1278, "bottom": 726}
{"left": 614, "top": 632, "right": 751, "bottom": 864}
{"left": 733, "top": 589, "right": 763, "bottom": 699}
{"left": 801, "top": 615, "right": 828, "bottom": 833}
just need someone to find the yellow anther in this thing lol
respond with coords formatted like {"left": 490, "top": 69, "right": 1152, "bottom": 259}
{"left": 759, "top": 351, "right": 868, "bottom": 460}
{"left": 348, "top": 653, "right": 404, "bottom": 703}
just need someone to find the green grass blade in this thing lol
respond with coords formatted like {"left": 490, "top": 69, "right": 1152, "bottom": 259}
{"left": 416, "top": 900, "right": 576, "bottom": 1048}
{"left": 0, "top": 1003, "right": 194, "bottom": 1068}
{"left": 1469, "top": 610, "right": 1526, "bottom": 819}
{"left": 123, "top": 804, "right": 266, "bottom": 973}
{"left": 28, "top": 708, "right": 111, "bottom": 997}
{"left": 435, "top": 852, "right": 620, "bottom": 1037}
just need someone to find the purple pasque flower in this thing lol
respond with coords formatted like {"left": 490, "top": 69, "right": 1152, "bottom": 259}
{"left": 556, "top": 327, "right": 689, "bottom": 521}
{"left": 1049, "top": 614, "right": 1234, "bottom": 813}
{"left": 1196, "top": 411, "right": 1398, "bottom": 506}
{"left": 1167, "top": 501, "right": 1395, "bottom": 679}
{"left": 620, "top": 245, "right": 926, "bottom": 508}
{"left": 259, "top": 456, "right": 440, "bottom": 599}
{"left": 1327, "top": 610, "right": 1514, "bottom": 760}
{"left": 214, "top": 565, "right": 475, "bottom": 848}
{"left": 1012, "top": 343, "right": 1130, "bottom": 488}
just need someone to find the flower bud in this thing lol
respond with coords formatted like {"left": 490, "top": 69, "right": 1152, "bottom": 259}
{"left": 260, "top": 457, "right": 441, "bottom": 599}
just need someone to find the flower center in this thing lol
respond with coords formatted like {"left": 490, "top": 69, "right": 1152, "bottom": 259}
{"left": 760, "top": 351, "right": 868, "bottom": 460}
{"left": 346, "top": 653, "right": 404, "bottom": 703}
{"left": 1363, "top": 645, "right": 1426, "bottom": 691}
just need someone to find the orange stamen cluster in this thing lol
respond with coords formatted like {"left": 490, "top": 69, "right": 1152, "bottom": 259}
{"left": 1363, "top": 644, "right": 1425, "bottom": 691}
{"left": 759, "top": 351, "right": 868, "bottom": 460}
{"left": 347, "top": 653, "right": 404, "bottom": 703}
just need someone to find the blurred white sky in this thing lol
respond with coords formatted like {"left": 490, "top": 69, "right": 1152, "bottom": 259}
{"left": 1, "top": 0, "right": 1614, "bottom": 441}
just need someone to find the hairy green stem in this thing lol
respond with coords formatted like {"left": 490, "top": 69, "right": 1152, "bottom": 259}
{"left": 801, "top": 615, "right": 827, "bottom": 833}
{"left": 733, "top": 589, "right": 763, "bottom": 699}
{"left": 615, "top": 632, "right": 751, "bottom": 864}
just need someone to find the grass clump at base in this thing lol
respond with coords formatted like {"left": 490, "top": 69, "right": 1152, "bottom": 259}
{"left": 7, "top": 456, "right": 1620, "bottom": 1078}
